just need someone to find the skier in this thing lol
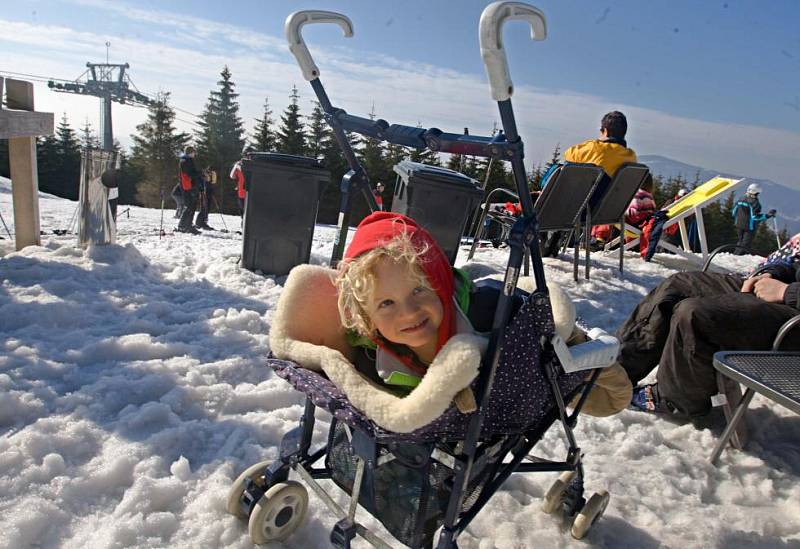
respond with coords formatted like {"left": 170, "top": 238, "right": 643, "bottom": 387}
{"left": 731, "top": 182, "right": 776, "bottom": 254}
{"left": 177, "top": 146, "right": 202, "bottom": 235}
{"left": 171, "top": 182, "right": 184, "bottom": 219}
{"left": 231, "top": 159, "right": 246, "bottom": 216}
{"left": 194, "top": 167, "right": 216, "bottom": 231}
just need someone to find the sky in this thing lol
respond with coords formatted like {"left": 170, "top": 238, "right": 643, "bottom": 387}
{"left": 1, "top": 0, "right": 800, "bottom": 189}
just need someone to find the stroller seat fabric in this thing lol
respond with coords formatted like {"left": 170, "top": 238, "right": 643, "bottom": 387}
{"left": 269, "top": 287, "right": 587, "bottom": 442}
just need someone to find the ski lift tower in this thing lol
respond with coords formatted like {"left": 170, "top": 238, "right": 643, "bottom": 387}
{"left": 47, "top": 61, "right": 154, "bottom": 149}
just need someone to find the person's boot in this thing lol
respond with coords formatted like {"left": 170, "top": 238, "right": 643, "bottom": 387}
{"left": 177, "top": 225, "right": 200, "bottom": 235}
{"left": 629, "top": 384, "right": 679, "bottom": 415}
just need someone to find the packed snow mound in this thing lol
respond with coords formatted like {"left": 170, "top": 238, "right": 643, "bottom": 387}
{"left": 0, "top": 189, "right": 798, "bottom": 548}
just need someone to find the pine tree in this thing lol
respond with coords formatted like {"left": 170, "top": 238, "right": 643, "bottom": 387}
{"left": 35, "top": 134, "right": 60, "bottom": 196}
{"left": 195, "top": 66, "right": 246, "bottom": 212}
{"left": 408, "top": 146, "right": 441, "bottom": 166}
{"left": 130, "top": 93, "right": 190, "bottom": 208}
{"left": 703, "top": 191, "right": 738, "bottom": 251}
{"left": 276, "top": 85, "right": 307, "bottom": 156}
{"left": 446, "top": 153, "right": 462, "bottom": 172}
{"left": 115, "top": 149, "right": 144, "bottom": 207}
{"left": 79, "top": 120, "right": 100, "bottom": 149}
{"left": 358, "top": 105, "right": 391, "bottom": 187}
{"left": 252, "top": 97, "right": 277, "bottom": 152}
{"left": 529, "top": 161, "right": 544, "bottom": 190}
{"left": 41, "top": 114, "right": 82, "bottom": 200}
{"left": 315, "top": 118, "right": 351, "bottom": 225}
{"left": 306, "top": 101, "right": 330, "bottom": 160}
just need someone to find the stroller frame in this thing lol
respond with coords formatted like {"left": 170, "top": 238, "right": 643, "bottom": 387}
{"left": 231, "top": 3, "right": 614, "bottom": 547}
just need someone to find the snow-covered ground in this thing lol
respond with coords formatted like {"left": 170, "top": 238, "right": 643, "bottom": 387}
{"left": 1, "top": 177, "right": 798, "bottom": 548}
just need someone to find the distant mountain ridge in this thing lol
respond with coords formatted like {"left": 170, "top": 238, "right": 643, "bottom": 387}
{"left": 638, "top": 154, "right": 800, "bottom": 236}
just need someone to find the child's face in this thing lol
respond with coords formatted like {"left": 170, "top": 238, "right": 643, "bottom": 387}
{"left": 367, "top": 257, "right": 443, "bottom": 363}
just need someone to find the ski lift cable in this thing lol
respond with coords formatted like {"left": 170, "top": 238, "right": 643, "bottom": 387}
{"left": 1, "top": 68, "right": 199, "bottom": 117}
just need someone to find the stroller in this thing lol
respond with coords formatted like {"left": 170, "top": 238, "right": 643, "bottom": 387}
{"left": 227, "top": 3, "right": 619, "bottom": 547}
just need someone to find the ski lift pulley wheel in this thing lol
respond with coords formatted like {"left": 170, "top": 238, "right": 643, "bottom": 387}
{"left": 247, "top": 480, "right": 309, "bottom": 544}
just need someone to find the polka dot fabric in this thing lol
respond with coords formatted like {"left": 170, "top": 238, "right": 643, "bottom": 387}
{"left": 268, "top": 292, "right": 587, "bottom": 443}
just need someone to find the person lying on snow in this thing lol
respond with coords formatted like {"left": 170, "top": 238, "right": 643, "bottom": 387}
{"left": 269, "top": 212, "right": 631, "bottom": 433}
{"left": 619, "top": 232, "right": 800, "bottom": 416}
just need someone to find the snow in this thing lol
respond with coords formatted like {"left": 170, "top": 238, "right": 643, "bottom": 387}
{"left": 1, "top": 176, "right": 798, "bottom": 548}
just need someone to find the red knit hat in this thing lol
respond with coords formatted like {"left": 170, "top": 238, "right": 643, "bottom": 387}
{"left": 344, "top": 212, "right": 456, "bottom": 365}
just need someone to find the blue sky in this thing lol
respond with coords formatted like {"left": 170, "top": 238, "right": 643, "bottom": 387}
{"left": 2, "top": 0, "right": 800, "bottom": 188}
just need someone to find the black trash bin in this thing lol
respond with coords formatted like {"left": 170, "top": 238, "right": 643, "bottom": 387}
{"left": 241, "top": 153, "right": 330, "bottom": 276}
{"left": 392, "top": 161, "right": 484, "bottom": 264}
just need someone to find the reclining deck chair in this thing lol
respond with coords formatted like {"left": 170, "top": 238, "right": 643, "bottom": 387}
{"left": 579, "top": 162, "right": 650, "bottom": 278}
{"left": 609, "top": 176, "right": 745, "bottom": 267}
{"left": 467, "top": 163, "right": 604, "bottom": 281}
{"left": 536, "top": 163, "right": 605, "bottom": 280}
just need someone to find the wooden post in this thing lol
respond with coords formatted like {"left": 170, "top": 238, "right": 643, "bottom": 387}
{"left": 0, "top": 78, "right": 54, "bottom": 251}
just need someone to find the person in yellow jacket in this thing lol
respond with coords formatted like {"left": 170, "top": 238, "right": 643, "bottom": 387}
{"left": 564, "top": 111, "right": 637, "bottom": 245}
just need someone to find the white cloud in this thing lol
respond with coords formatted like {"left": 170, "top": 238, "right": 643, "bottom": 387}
{"left": 2, "top": 4, "right": 799, "bottom": 189}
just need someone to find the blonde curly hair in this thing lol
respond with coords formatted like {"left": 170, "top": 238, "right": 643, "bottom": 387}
{"left": 335, "top": 230, "right": 431, "bottom": 337}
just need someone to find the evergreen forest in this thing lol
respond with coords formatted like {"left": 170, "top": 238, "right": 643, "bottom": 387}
{"left": 0, "top": 66, "right": 789, "bottom": 256}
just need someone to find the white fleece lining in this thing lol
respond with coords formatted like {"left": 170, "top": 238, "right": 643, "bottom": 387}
{"left": 269, "top": 264, "right": 485, "bottom": 433}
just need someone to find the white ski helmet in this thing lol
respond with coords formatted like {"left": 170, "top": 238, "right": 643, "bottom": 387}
{"left": 746, "top": 183, "right": 762, "bottom": 195}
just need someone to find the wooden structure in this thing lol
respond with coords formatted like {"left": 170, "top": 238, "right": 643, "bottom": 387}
{"left": 608, "top": 175, "right": 746, "bottom": 268}
{"left": 0, "top": 77, "right": 54, "bottom": 250}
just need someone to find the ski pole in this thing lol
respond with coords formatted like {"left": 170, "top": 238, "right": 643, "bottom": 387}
{"left": 66, "top": 202, "right": 80, "bottom": 234}
{"left": 212, "top": 195, "right": 229, "bottom": 232}
{"left": 0, "top": 209, "right": 12, "bottom": 239}
{"left": 772, "top": 216, "right": 781, "bottom": 248}
{"left": 159, "top": 198, "right": 165, "bottom": 239}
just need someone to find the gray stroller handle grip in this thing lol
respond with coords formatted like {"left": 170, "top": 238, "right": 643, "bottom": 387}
{"left": 285, "top": 10, "right": 354, "bottom": 81}
{"left": 479, "top": 1, "right": 546, "bottom": 101}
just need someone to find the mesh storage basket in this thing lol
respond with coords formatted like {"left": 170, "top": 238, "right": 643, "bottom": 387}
{"left": 326, "top": 421, "right": 493, "bottom": 547}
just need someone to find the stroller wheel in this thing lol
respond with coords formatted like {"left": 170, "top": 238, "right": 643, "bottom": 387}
{"left": 226, "top": 460, "right": 272, "bottom": 519}
{"left": 248, "top": 481, "right": 309, "bottom": 544}
{"left": 541, "top": 470, "right": 576, "bottom": 514}
{"left": 570, "top": 490, "right": 610, "bottom": 540}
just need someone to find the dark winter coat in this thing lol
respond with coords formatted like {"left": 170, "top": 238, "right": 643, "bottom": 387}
{"left": 732, "top": 194, "right": 767, "bottom": 231}
{"left": 179, "top": 155, "right": 201, "bottom": 191}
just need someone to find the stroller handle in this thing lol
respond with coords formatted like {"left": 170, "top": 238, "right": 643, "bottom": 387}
{"left": 479, "top": 1, "right": 546, "bottom": 101}
{"left": 285, "top": 10, "right": 354, "bottom": 81}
